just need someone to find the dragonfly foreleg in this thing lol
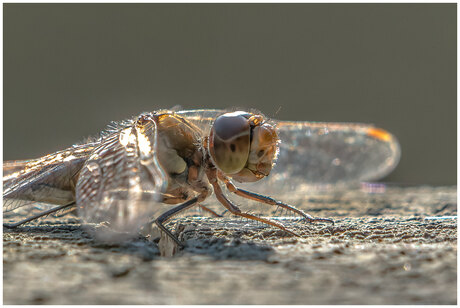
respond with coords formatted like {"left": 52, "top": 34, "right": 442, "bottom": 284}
{"left": 198, "top": 205, "right": 223, "bottom": 217}
{"left": 3, "top": 201, "right": 76, "bottom": 229}
{"left": 219, "top": 173, "right": 334, "bottom": 225}
{"left": 206, "top": 168, "right": 299, "bottom": 237}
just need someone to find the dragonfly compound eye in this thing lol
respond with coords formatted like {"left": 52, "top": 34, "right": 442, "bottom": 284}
{"left": 209, "top": 112, "right": 251, "bottom": 174}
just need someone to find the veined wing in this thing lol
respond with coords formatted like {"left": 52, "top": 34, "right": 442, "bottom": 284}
{"left": 261, "top": 120, "right": 400, "bottom": 192}
{"left": 3, "top": 143, "right": 96, "bottom": 222}
{"left": 178, "top": 109, "right": 400, "bottom": 191}
{"left": 76, "top": 114, "right": 169, "bottom": 241}
{"left": 176, "top": 109, "right": 223, "bottom": 135}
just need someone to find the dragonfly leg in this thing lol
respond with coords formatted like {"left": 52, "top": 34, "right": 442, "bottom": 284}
{"left": 155, "top": 191, "right": 209, "bottom": 247}
{"left": 206, "top": 169, "right": 299, "bottom": 237}
{"left": 198, "top": 205, "right": 223, "bottom": 217}
{"left": 219, "top": 174, "right": 334, "bottom": 225}
{"left": 3, "top": 201, "right": 76, "bottom": 229}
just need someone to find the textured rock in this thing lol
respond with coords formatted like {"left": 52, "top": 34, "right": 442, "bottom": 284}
{"left": 3, "top": 186, "right": 457, "bottom": 304}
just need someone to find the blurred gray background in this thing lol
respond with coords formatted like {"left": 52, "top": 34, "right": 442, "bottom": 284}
{"left": 3, "top": 4, "right": 456, "bottom": 185}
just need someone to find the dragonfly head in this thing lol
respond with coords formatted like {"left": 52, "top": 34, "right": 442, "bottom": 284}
{"left": 208, "top": 111, "right": 279, "bottom": 182}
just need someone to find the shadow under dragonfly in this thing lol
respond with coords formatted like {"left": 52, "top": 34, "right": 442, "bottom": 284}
{"left": 3, "top": 218, "right": 275, "bottom": 261}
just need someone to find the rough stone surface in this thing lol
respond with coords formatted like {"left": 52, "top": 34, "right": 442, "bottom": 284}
{"left": 3, "top": 186, "right": 457, "bottom": 304}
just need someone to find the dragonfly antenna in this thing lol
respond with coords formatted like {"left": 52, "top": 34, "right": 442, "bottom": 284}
{"left": 273, "top": 106, "right": 282, "bottom": 118}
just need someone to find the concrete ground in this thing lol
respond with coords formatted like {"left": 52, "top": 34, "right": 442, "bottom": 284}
{"left": 3, "top": 185, "right": 457, "bottom": 304}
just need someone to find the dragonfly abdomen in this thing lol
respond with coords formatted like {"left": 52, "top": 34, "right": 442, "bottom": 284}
{"left": 3, "top": 154, "right": 87, "bottom": 212}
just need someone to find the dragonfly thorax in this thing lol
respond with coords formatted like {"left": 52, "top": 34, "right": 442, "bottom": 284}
{"left": 208, "top": 111, "right": 279, "bottom": 183}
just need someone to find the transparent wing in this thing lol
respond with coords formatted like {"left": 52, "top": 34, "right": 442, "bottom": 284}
{"left": 76, "top": 116, "right": 169, "bottom": 241}
{"left": 178, "top": 109, "right": 400, "bottom": 192}
{"left": 3, "top": 144, "right": 94, "bottom": 224}
{"left": 176, "top": 109, "right": 224, "bottom": 134}
{"left": 249, "top": 120, "right": 401, "bottom": 193}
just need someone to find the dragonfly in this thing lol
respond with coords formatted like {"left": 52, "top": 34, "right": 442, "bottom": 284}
{"left": 3, "top": 109, "right": 400, "bottom": 245}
